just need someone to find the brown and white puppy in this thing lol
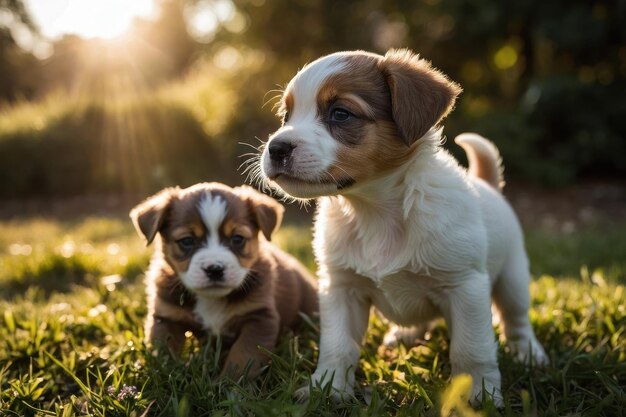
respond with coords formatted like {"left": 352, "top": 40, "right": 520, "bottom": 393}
{"left": 130, "top": 182, "right": 318, "bottom": 377}
{"left": 259, "top": 49, "right": 548, "bottom": 406}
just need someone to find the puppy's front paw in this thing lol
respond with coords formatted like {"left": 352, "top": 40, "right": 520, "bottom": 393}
{"left": 294, "top": 371, "right": 354, "bottom": 403}
{"left": 509, "top": 336, "right": 549, "bottom": 367}
{"left": 294, "top": 385, "right": 353, "bottom": 404}
{"left": 469, "top": 379, "right": 503, "bottom": 408}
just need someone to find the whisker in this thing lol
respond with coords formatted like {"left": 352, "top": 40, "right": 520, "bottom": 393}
{"left": 324, "top": 171, "right": 339, "bottom": 184}
{"left": 262, "top": 88, "right": 284, "bottom": 109}
{"left": 242, "top": 167, "right": 259, "bottom": 184}
{"left": 238, "top": 159, "right": 257, "bottom": 173}
{"left": 241, "top": 161, "right": 258, "bottom": 172}
{"left": 238, "top": 141, "right": 263, "bottom": 152}
{"left": 329, "top": 162, "right": 351, "bottom": 178}
{"left": 246, "top": 166, "right": 266, "bottom": 188}
{"left": 239, "top": 155, "right": 259, "bottom": 164}
{"left": 263, "top": 88, "right": 284, "bottom": 99}
{"left": 263, "top": 93, "right": 284, "bottom": 110}
{"left": 238, "top": 152, "right": 261, "bottom": 159}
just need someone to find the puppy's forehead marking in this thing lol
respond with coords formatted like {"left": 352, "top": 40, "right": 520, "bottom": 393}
{"left": 198, "top": 192, "right": 228, "bottom": 245}
{"left": 288, "top": 54, "right": 347, "bottom": 119}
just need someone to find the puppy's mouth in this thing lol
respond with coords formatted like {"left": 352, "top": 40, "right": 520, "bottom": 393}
{"left": 195, "top": 282, "right": 230, "bottom": 290}
{"left": 192, "top": 282, "right": 235, "bottom": 297}
{"left": 261, "top": 152, "right": 356, "bottom": 197}
{"left": 269, "top": 172, "right": 356, "bottom": 192}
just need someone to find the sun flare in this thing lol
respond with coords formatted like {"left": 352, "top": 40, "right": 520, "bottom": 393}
{"left": 28, "top": 0, "right": 158, "bottom": 40}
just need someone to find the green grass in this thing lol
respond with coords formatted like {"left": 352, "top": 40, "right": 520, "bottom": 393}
{"left": 0, "top": 217, "right": 624, "bottom": 416}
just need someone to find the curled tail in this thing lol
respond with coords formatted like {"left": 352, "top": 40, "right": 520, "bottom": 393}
{"left": 454, "top": 133, "right": 505, "bottom": 192}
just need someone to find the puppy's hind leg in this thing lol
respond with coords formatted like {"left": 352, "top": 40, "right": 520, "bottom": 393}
{"left": 493, "top": 251, "right": 549, "bottom": 366}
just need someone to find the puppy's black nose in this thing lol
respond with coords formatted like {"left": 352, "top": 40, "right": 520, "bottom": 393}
{"left": 203, "top": 264, "right": 224, "bottom": 281}
{"left": 268, "top": 140, "right": 295, "bottom": 164}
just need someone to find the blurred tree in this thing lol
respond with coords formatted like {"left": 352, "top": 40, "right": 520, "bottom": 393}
{"left": 0, "top": 0, "right": 39, "bottom": 102}
{"left": 430, "top": 0, "right": 626, "bottom": 184}
{"left": 204, "top": 0, "right": 626, "bottom": 185}
{"left": 1, "top": 0, "right": 624, "bottom": 196}
{"left": 138, "top": 0, "right": 198, "bottom": 78}
{"left": 0, "top": 0, "right": 35, "bottom": 29}
{"left": 39, "top": 0, "right": 199, "bottom": 98}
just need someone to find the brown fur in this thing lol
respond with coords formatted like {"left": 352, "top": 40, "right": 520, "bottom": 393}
{"left": 272, "top": 50, "right": 461, "bottom": 189}
{"left": 280, "top": 92, "right": 294, "bottom": 124}
{"left": 269, "top": 49, "right": 460, "bottom": 192}
{"left": 379, "top": 49, "right": 462, "bottom": 145}
{"left": 130, "top": 183, "right": 318, "bottom": 377}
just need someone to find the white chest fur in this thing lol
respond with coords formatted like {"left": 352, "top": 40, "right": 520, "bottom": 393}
{"left": 313, "top": 146, "right": 495, "bottom": 296}
{"left": 193, "top": 297, "right": 231, "bottom": 335}
{"left": 314, "top": 182, "right": 485, "bottom": 283}
{"left": 315, "top": 197, "right": 411, "bottom": 281}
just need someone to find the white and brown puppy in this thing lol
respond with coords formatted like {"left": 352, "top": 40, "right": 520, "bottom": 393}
{"left": 130, "top": 182, "right": 318, "bottom": 377}
{"left": 259, "top": 49, "right": 548, "bottom": 405}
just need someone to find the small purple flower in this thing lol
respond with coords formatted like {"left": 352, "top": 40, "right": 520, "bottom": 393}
{"left": 106, "top": 385, "right": 117, "bottom": 397}
{"left": 116, "top": 384, "right": 139, "bottom": 401}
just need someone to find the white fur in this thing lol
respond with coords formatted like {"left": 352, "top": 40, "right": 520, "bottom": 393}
{"left": 199, "top": 193, "right": 228, "bottom": 245}
{"left": 194, "top": 297, "right": 230, "bottom": 334}
{"left": 179, "top": 193, "right": 248, "bottom": 297}
{"left": 193, "top": 296, "right": 266, "bottom": 336}
{"left": 261, "top": 54, "right": 347, "bottom": 198}
{"left": 307, "top": 130, "right": 548, "bottom": 405}
{"left": 263, "top": 53, "right": 548, "bottom": 406}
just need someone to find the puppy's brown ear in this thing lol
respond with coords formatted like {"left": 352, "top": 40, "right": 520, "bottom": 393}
{"left": 236, "top": 185, "right": 285, "bottom": 241}
{"left": 129, "top": 187, "right": 178, "bottom": 245}
{"left": 380, "top": 49, "right": 462, "bottom": 146}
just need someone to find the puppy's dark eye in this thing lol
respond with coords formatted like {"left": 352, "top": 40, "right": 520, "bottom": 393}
{"left": 283, "top": 110, "right": 290, "bottom": 124}
{"left": 329, "top": 108, "right": 353, "bottom": 122}
{"left": 230, "top": 234, "right": 246, "bottom": 248}
{"left": 177, "top": 237, "right": 195, "bottom": 251}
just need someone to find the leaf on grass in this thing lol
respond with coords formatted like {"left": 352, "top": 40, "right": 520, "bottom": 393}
{"left": 441, "top": 375, "right": 482, "bottom": 417}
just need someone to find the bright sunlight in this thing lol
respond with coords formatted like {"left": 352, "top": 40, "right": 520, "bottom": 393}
{"left": 27, "top": 0, "right": 157, "bottom": 40}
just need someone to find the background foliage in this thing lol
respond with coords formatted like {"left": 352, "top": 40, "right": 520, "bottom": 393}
{"left": 0, "top": 0, "right": 624, "bottom": 199}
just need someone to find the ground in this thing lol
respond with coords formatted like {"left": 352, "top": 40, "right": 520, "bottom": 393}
{"left": 0, "top": 183, "right": 625, "bottom": 416}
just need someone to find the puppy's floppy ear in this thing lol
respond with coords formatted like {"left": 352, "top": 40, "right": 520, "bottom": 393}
{"left": 380, "top": 49, "right": 462, "bottom": 146}
{"left": 235, "top": 185, "right": 285, "bottom": 241}
{"left": 129, "top": 187, "right": 179, "bottom": 245}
